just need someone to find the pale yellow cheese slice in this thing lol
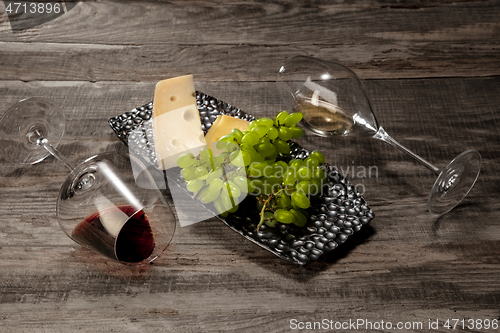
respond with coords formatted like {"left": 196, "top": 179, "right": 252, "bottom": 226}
{"left": 205, "top": 115, "right": 250, "bottom": 154}
{"left": 153, "top": 75, "right": 197, "bottom": 115}
{"left": 152, "top": 75, "right": 207, "bottom": 169}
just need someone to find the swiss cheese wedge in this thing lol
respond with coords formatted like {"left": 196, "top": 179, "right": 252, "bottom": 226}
{"left": 152, "top": 75, "right": 207, "bottom": 169}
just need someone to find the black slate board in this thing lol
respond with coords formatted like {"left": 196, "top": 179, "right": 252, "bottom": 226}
{"left": 108, "top": 92, "right": 374, "bottom": 265}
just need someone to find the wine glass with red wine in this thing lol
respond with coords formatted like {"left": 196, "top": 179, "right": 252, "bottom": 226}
{"left": 277, "top": 56, "right": 481, "bottom": 216}
{"left": 0, "top": 97, "right": 176, "bottom": 266}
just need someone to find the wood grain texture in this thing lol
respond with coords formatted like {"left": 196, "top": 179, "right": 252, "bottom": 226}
{"left": 1, "top": 78, "right": 499, "bottom": 332}
{"left": 0, "top": 1, "right": 499, "bottom": 81}
{"left": 0, "top": 1, "right": 499, "bottom": 332}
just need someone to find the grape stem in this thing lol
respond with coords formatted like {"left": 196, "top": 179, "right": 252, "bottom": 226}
{"left": 256, "top": 189, "right": 283, "bottom": 231}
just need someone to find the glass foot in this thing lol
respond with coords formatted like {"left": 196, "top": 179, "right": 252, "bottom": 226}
{"left": 428, "top": 149, "right": 481, "bottom": 216}
{"left": 0, "top": 97, "right": 65, "bottom": 164}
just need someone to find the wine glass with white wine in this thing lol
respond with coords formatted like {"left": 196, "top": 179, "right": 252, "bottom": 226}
{"left": 277, "top": 55, "right": 481, "bottom": 216}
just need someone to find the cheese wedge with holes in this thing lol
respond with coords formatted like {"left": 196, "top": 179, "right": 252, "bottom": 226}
{"left": 205, "top": 115, "right": 250, "bottom": 154}
{"left": 153, "top": 75, "right": 207, "bottom": 169}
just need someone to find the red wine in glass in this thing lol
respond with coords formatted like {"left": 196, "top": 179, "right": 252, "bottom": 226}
{"left": 72, "top": 206, "right": 155, "bottom": 263}
{"left": 1, "top": 98, "right": 177, "bottom": 266}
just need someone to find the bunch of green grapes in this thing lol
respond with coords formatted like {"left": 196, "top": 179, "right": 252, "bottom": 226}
{"left": 177, "top": 111, "right": 328, "bottom": 228}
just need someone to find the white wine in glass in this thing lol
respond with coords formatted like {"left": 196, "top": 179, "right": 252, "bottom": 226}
{"left": 277, "top": 56, "right": 481, "bottom": 216}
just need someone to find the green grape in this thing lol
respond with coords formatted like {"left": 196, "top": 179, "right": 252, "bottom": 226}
{"left": 261, "top": 162, "right": 274, "bottom": 178}
{"left": 246, "top": 178, "right": 257, "bottom": 193}
{"left": 296, "top": 180, "right": 312, "bottom": 195}
{"left": 278, "top": 127, "right": 292, "bottom": 141}
{"left": 248, "top": 162, "right": 265, "bottom": 177}
{"left": 214, "top": 197, "right": 228, "bottom": 216}
{"left": 229, "top": 150, "right": 246, "bottom": 167}
{"left": 290, "top": 208, "right": 307, "bottom": 227}
{"left": 220, "top": 188, "right": 234, "bottom": 211}
{"left": 225, "top": 142, "right": 239, "bottom": 152}
{"left": 273, "top": 138, "right": 291, "bottom": 154}
{"left": 233, "top": 175, "right": 249, "bottom": 192}
{"left": 284, "top": 112, "right": 303, "bottom": 126}
{"left": 288, "top": 159, "right": 301, "bottom": 167}
{"left": 209, "top": 178, "right": 224, "bottom": 193}
{"left": 194, "top": 166, "right": 209, "bottom": 180}
{"left": 240, "top": 143, "right": 257, "bottom": 153}
{"left": 228, "top": 204, "right": 239, "bottom": 213}
{"left": 264, "top": 176, "right": 283, "bottom": 186}
{"left": 241, "top": 151, "right": 252, "bottom": 166}
{"left": 199, "top": 185, "right": 220, "bottom": 204}
{"left": 216, "top": 140, "right": 228, "bottom": 150}
{"left": 206, "top": 168, "right": 223, "bottom": 183}
{"left": 265, "top": 217, "right": 277, "bottom": 228}
{"left": 255, "top": 142, "right": 276, "bottom": 157}
{"left": 274, "top": 209, "right": 294, "bottom": 224}
{"left": 180, "top": 166, "right": 197, "bottom": 181}
{"left": 267, "top": 127, "right": 279, "bottom": 140}
{"left": 266, "top": 149, "right": 278, "bottom": 162}
{"left": 305, "top": 155, "right": 320, "bottom": 168}
{"left": 186, "top": 179, "right": 204, "bottom": 193}
{"left": 258, "top": 137, "right": 271, "bottom": 146}
{"left": 272, "top": 161, "right": 288, "bottom": 178}
{"left": 309, "top": 179, "right": 322, "bottom": 196}
{"left": 297, "top": 166, "right": 312, "bottom": 181}
{"left": 290, "top": 126, "right": 305, "bottom": 139}
{"left": 276, "top": 192, "right": 291, "bottom": 208}
{"left": 260, "top": 182, "right": 273, "bottom": 196}
{"left": 213, "top": 152, "right": 229, "bottom": 168}
{"left": 310, "top": 150, "right": 326, "bottom": 164}
{"left": 248, "top": 162, "right": 267, "bottom": 177}
{"left": 247, "top": 151, "right": 265, "bottom": 163}
{"left": 263, "top": 211, "right": 273, "bottom": 219}
{"left": 291, "top": 192, "right": 310, "bottom": 209}
{"left": 256, "top": 117, "right": 274, "bottom": 129}
{"left": 292, "top": 159, "right": 306, "bottom": 168}
{"left": 226, "top": 180, "right": 241, "bottom": 198}
{"left": 275, "top": 111, "right": 289, "bottom": 126}
{"left": 231, "top": 128, "right": 244, "bottom": 143}
{"left": 177, "top": 152, "right": 196, "bottom": 168}
{"left": 241, "top": 132, "right": 259, "bottom": 146}
{"left": 312, "top": 166, "right": 327, "bottom": 181}
{"left": 283, "top": 168, "right": 298, "bottom": 186}
{"left": 218, "top": 134, "right": 236, "bottom": 143}
{"left": 199, "top": 147, "right": 214, "bottom": 169}
{"left": 263, "top": 177, "right": 282, "bottom": 194}
{"left": 216, "top": 135, "right": 237, "bottom": 150}
{"left": 248, "top": 121, "right": 258, "bottom": 131}
{"left": 250, "top": 178, "right": 264, "bottom": 194}
{"left": 251, "top": 125, "right": 268, "bottom": 138}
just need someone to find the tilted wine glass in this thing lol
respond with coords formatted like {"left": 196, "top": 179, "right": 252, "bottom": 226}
{"left": 277, "top": 55, "right": 481, "bottom": 216}
{"left": 0, "top": 97, "right": 176, "bottom": 265}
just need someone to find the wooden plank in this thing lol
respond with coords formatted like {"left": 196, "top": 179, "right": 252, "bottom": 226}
{"left": 0, "top": 240, "right": 498, "bottom": 332}
{"left": 0, "top": 1, "right": 499, "bottom": 80}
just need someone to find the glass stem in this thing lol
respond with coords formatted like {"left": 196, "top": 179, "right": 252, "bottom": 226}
{"left": 373, "top": 126, "right": 440, "bottom": 175}
{"left": 36, "top": 136, "right": 74, "bottom": 172}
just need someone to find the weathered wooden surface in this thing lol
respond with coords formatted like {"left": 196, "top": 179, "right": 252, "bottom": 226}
{"left": 0, "top": 1, "right": 499, "bottom": 332}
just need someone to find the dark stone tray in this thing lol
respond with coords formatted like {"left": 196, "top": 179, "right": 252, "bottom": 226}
{"left": 108, "top": 92, "right": 374, "bottom": 265}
